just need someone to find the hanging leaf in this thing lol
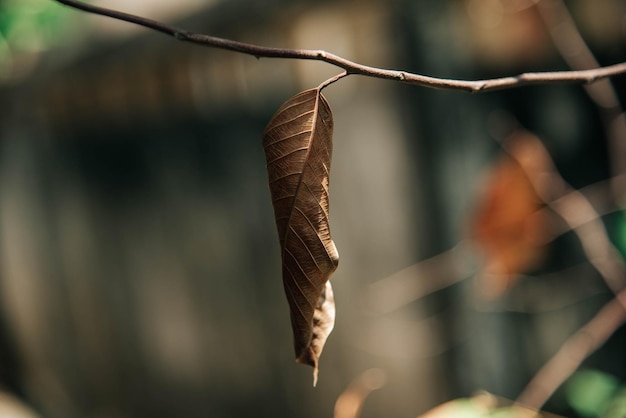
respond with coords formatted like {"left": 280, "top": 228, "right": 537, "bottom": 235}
{"left": 262, "top": 88, "right": 339, "bottom": 385}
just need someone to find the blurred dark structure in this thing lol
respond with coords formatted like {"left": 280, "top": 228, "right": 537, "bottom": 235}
{"left": 0, "top": 0, "right": 625, "bottom": 417}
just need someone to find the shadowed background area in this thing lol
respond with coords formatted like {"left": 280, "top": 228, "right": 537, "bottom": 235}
{"left": 0, "top": 0, "right": 625, "bottom": 417}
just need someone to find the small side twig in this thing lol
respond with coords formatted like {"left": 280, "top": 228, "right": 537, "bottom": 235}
{"left": 54, "top": 0, "right": 626, "bottom": 93}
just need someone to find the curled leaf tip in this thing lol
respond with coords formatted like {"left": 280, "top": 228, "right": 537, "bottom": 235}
{"left": 295, "top": 281, "right": 335, "bottom": 385}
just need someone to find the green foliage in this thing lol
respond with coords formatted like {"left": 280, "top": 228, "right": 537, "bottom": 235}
{"left": 419, "top": 392, "right": 557, "bottom": 417}
{"left": 0, "top": 0, "right": 67, "bottom": 49}
{"left": 603, "top": 389, "right": 626, "bottom": 418}
{"left": 615, "top": 211, "right": 626, "bottom": 260}
{"left": 0, "top": 0, "right": 81, "bottom": 76}
{"left": 566, "top": 369, "right": 626, "bottom": 418}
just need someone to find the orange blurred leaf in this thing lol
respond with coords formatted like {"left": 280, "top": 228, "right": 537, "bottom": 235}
{"left": 470, "top": 133, "right": 553, "bottom": 299}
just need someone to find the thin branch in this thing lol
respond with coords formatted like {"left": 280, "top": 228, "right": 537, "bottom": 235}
{"left": 54, "top": 0, "right": 626, "bottom": 93}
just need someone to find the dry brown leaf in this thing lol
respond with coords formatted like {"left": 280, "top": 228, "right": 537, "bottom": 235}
{"left": 470, "top": 133, "right": 553, "bottom": 299}
{"left": 262, "top": 88, "right": 339, "bottom": 385}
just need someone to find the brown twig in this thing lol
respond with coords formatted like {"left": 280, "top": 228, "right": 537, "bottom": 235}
{"left": 54, "top": 0, "right": 626, "bottom": 93}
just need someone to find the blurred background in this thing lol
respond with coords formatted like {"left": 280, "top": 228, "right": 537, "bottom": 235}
{"left": 0, "top": 0, "right": 625, "bottom": 417}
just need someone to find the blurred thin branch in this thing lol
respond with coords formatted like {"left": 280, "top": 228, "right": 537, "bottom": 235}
{"left": 53, "top": 0, "right": 626, "bottom": 93}
{"left": 537, "top": 175, "right": 625, "bottom": 239}
{"left": 517, "top": 287, "right": 626, "bottom": 409}
{"left": 370, "top": 172, "right": 624, "bottom": 315}
{"left": 500, "top": 130, "right": 626, "bottom": 300}
{"left": 499, "top": 130, "right": 626, "bottom": 410}
{"left": 334, "top": 368, "right": 386, "bottom": 418}
{"left": 504, "top": 1, "right": 626, "bottom": 405}
{"left": 534, "top": 0, "right": 626, "bottom": 203}
{"left": 368, "top": 244, "right": 473, "bottom": 314}
{"left": 0, "top": 391, "right": 41, "bottom": 418}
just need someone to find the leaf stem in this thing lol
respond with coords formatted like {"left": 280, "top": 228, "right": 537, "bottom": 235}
{"left": 318, "top": 72, "right": 349, "bottom": 91}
